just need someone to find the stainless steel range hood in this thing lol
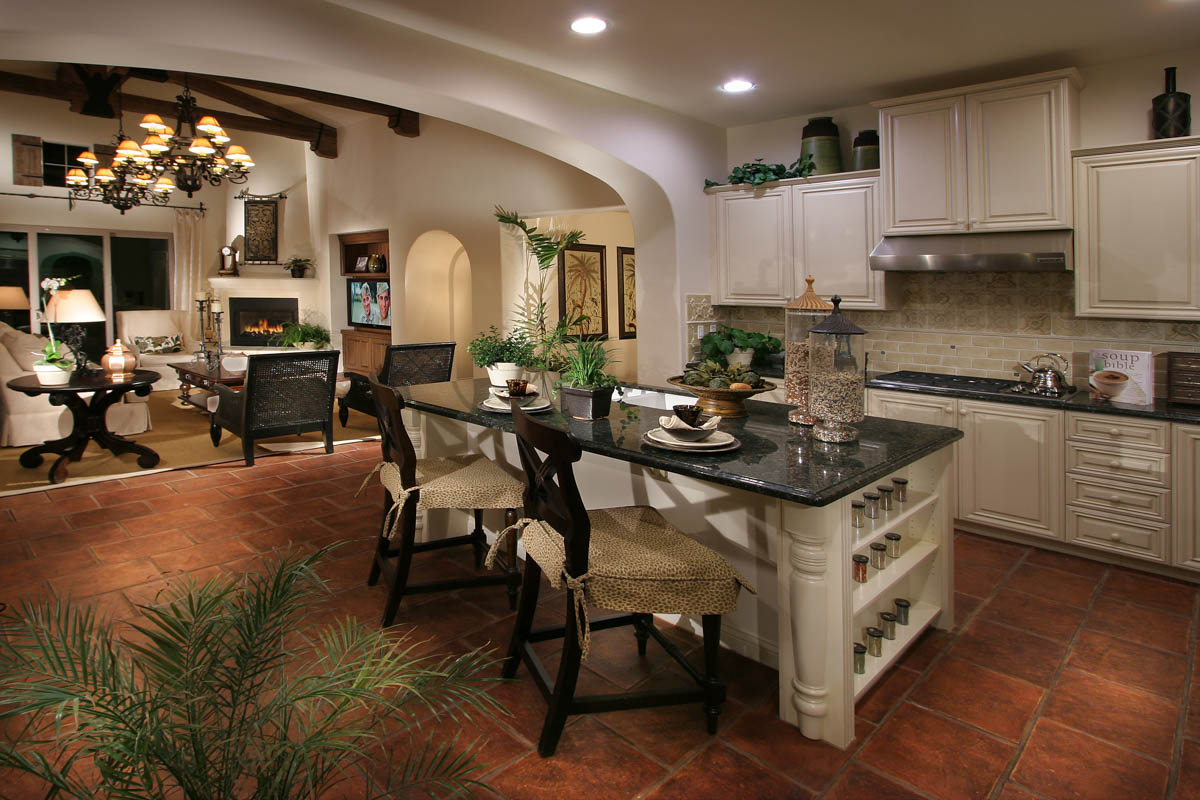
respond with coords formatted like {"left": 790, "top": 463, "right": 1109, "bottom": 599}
{"left": 868, "top": 230, "right": 1072, "bottom": 272}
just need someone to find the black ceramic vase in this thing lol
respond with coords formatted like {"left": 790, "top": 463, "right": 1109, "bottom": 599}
{"left": 1153, "top": 67, "right": 1191, "bottom": 139}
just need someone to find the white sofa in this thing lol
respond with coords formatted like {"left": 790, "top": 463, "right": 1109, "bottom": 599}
{"left": 0, "top": 322, "right": 151, "bottom": 448}
{"left": 116, "top": 310, "right": 200, "bottom": 392}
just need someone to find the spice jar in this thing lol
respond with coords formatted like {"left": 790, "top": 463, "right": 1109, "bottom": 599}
{"left": 885, "top": 532, "right": 902, "bottom": 559}
{"left": 877, "top": 485, "right": 895, "bottom": 511}
{"left": 808, "top": 296, "right": 867, "bottom": 443}
{"left": 869, "top": 542, "right": 887, "bottom": 570}
{"left": 863, "top": 492, "right": 880, "bottom": 519}
{"left": 785, "top": 277, "right": 833, "bottom": 425}
{"left": 853, "top": 642, "right": 867, "bottom": 674}
{"left": 879, "top": 612, "right": 898, "bottom": 640}
{"left": 892, "top": 477, "right": 908, "bottom": 503}
{"left": 894, "top": 598, "right": 911, "bottom": 625}
{"left": 850, "top": 500, "right": 866, "bottom": 528}
{"left": 866, "top": 626, "right": 884, "bottom": 657}
{"left": 852, "top": 554, "right": 869, "bottom": 583}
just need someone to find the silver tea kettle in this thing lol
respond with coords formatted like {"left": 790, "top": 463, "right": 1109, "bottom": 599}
{"left": 1019, "top": 352, "right": 1075, "bottom": 397}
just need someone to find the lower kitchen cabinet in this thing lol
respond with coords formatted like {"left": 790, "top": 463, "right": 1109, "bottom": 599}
{"left": 1174, "top": 424, "right": 1200, "bottom": 572}
{"left": 956, "top": 400, "right": 1064, "bottom": 540}
{"left": 867, "top": 389, "right": 958, "bottom": 428}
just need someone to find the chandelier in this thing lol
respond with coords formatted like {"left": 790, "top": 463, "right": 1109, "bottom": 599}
{"left": 66, "top": 83, "right": 255, "bottom": 213}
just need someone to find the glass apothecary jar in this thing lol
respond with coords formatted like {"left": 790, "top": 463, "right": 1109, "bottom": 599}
{"left": 808, "top": 295, "right": 867, "bottom": 443}
{"left": 785, "top": 276, "right": 833, "bottom": 425}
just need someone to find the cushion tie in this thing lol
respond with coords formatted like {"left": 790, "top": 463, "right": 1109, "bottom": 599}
{"left": 484, "top": 517, "right": 535, "bottom": 569}
{"left": 354, "top": 461, "right": 386, "bottom": 497}
{"left": 357, "top": 461, "right": 421, "bottom": 541}
{"left": 562, "top": 571, "right": 593, "bottom": 660}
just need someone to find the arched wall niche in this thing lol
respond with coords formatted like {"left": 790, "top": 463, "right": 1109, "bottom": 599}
{"left": 403, "top": 230, "right": 473, "bottom": 380}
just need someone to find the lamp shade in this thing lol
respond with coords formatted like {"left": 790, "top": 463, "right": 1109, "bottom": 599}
{"left": 46, "top": 289, "right": 106, "bottom": 323}
{"left": 0, "top": 285, "right": 29, "bottom": 310}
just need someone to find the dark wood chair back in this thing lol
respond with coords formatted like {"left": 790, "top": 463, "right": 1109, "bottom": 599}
{"left": 380, "top": 342, "right": 456, "bottom": 386}
{"left": 368, "top": 377, "right": 418, "bottom": 488}
{"left": 243, "top": 350, "right": 339, "bottom": 430}
{"left": 512, "top": 405, "right": 591, "bottom": 578}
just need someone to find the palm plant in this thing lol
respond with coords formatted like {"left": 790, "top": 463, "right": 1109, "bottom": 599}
{"left": 0, "top": 548, "right": 502, "bottom": 799}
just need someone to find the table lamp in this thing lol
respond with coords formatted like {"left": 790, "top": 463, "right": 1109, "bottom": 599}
{"left": 0, "top": 285, "right": 29, "bottom": 310}
{"left": 46, "top": 288, "right": 106, "bottom": 373}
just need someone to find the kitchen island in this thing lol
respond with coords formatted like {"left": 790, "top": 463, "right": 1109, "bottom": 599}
{"left": 395, "top": 378, "right": 962, "bottom": 748}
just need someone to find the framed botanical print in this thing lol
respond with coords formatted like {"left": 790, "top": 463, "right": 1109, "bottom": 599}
{"left": 557, "top": 243, "right": 608, "bottom": 340}
{"left": 243, "top": 199, "right": 279, "bottom": 263}
{"left": 616, "top": 246, "right": 636, "bottom": 339}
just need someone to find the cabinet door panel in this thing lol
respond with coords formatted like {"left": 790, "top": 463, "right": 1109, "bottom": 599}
{"left": 957, "top": 400, "right": 1063, "bottom": 539}
{"left": 1173, "top": 424, "right": 1200, "bottom": 571}
{"left": 715, "top": 189, "right": 791, "bottom": 305}
{"left": 880, "top": 96, "right": 967, "bottom": 234}
{"left": 868, "top": 389, "right": 957, "bottom": 427}
{"left": 967, "top": 81, "right": 1069, "bottom": 229}
{"left": 1075, "top": 147, "right": 1200, "bottom": 318}
{"left": 793, "top": 178, "right": 887, "bottom": 309}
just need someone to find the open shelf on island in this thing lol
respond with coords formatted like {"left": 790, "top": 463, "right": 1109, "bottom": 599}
{"left": 852, "top": 539, "right": 939, "bottom": 614}
{"left": 852, "top": 490, "right": 937, "bottom": 549}
{"left": 853, "top": 601, "right": 942, "bottom": 700}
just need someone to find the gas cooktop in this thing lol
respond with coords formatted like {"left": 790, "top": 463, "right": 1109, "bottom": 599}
{"left": 870, "top": 370, "right": 1072, "bottom": 399}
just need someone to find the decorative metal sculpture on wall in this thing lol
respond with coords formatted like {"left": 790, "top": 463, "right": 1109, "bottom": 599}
{"left": 243, "top": 199, "right": 279, "bottom": 263}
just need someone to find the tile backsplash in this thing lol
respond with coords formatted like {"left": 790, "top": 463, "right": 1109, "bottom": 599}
{"left": 686, "top": 272, "right": 1200, "bottom": 385}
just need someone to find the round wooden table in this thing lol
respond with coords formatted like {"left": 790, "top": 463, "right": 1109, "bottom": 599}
{"left": 6, "top": 369, "right": 160, "bottom": 484}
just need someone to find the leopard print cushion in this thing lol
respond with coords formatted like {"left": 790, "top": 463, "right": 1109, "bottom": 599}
{"left": 373, "top": 455, "right": 525, "bottom": 539}
{"left": 132, "top": 334, "right": 182, "bottom": 354}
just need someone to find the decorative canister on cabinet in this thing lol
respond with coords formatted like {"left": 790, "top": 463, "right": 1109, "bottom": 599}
{"left": 851, "top": 129, "right": 879, "bottom": 171}
{"left": 785, "top": 276, "right": 834, "bottom": 425}
{"left": 808, "top": 296, "right": 867, "bottom": 443}
{"left": 1153, "top": 67, "right": 1191, "bottom": 139}
{"left": 800, "top": 116, "right": 843, "bottom": 175}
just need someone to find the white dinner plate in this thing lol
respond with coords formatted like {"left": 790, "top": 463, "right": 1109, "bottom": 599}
{"left": 641, "top": 433, "right": 741, "bottom": 454}
{"left": 480, "top": 396, "right": 552, "bottom": 413}
{"left": 645, "top": 427, "right": 736, "bottom": 449}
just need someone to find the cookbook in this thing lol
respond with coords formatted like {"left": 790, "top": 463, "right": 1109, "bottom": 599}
{"left": 1088, "top": 348, "right": 1153, "bottom": 404}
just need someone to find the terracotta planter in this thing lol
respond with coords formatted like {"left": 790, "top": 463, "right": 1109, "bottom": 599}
{"left": 33, "top": 364, "right": 72, "bottom": 385}
{"left": 485, "top": 362, "right": 524, "bottom": 387}
{"left": 559, "top": 385, "right": 613, "bottom": 420}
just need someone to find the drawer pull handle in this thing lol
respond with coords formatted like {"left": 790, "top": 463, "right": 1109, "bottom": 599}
{"left": 959, "top": 409, "right": 967, "bottom": 416}
{"left": 1110, "top": 533, "right": 1121, "bottom": 542}
{"left": 943, "top": 405, "right": 953, "bottom": 413}
{"left": 1109, "top": 494, "right": 1121, "bottom": 503}
{"left": 1108, "top": 428, "right": 1121, "bottom": 436}
{"left": 1109, "top": 459, "right": 1121, "bottom": 468}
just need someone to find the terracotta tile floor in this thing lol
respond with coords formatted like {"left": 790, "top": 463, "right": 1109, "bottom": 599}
{"left": 2, "top": 442, "right": 1198, "bottom": 799}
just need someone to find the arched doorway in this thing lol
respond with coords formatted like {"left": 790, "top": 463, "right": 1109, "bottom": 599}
{"left": 403, "top": 231, "right": 472, "bottom": 380}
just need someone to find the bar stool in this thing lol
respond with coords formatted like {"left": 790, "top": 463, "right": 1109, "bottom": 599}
{"left": 364, "top": 378, "right": 525, "bottom": 627}
{"left": 490, "top": 404, "right": 754, "bottom": 757}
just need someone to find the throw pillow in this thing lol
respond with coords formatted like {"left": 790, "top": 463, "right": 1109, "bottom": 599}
{"left": 2, "top": 330, "right": 74, "bottom": 372}
{"left": 133, "top": 334, "right": 183, "bottom": 354}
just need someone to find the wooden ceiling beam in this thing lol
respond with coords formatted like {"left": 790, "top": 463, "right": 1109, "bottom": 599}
{"left": 214, "top": 75, "right": 420, "bottom": 137}
{"left": 166, "top": 73, "right": 317, "bottom": 128}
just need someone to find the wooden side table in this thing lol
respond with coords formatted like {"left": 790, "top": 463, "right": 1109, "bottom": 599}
{"left": 169, "top": 361, "right": 246, "bottom": 411}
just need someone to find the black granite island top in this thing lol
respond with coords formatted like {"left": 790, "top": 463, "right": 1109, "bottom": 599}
{"left": 397, "top": 378, "right": 963, "bottom": 507}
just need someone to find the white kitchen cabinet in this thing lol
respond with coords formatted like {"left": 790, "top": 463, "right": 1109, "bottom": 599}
{"left": 709, "top": 172, "right": 887, "bottom": 308}
{"left": 956, "top": 400, "right": 1064, "bottom": 540}
{"left": 792, "top": 176, "right": 888, "bottom": 309}
{"left": 1074, "top": 139, "right": 1200, "bottom": 319}
{"left": 875, "top": 69, "right": 1080, "bottom": 236}
{"left": 712, "top": 186, "right": 792, "bottom": 305}
{"left": 867, "top": 389, "right": 958, "bottom": 428}
{"left": 1173, "top": 424, "right": 1200, "bottom": 572}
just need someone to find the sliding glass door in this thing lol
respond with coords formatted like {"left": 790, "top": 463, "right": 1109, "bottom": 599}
{"left": 37, "top": 232, "right": 106, "bottom": 361}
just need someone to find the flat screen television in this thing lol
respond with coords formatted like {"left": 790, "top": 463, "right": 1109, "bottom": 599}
{"left": 347, "top": 278, "right": 391, "bottom": 329}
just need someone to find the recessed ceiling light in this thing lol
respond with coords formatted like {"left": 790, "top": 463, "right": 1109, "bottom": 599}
{"left": 570, "top": 16, "right": 607, "bottom": 34}
{"left": 721, "top": 79, "right": 756, "bottom": 93}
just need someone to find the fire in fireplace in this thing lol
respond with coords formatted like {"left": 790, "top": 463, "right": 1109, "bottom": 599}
{"left": 227, "top": 297, "right": 299, "bottom": 346}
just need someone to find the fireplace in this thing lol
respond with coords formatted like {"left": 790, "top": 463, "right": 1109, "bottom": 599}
{"left": 227, "top": 297, "right": 298, "bottom": 346}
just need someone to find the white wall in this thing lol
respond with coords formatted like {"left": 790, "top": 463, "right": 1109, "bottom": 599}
{"left": 220, "top": 131, "right": 313, "bottom": 265}
{"left": 727, "top": 103, "right": 878, "bottom": 175}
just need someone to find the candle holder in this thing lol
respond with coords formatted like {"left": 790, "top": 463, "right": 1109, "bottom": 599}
{"left": 194, "top": 296, "right": 212, "bottom": 365}
{"left": 209, "top": 310, "right": 225, "bottom": 369}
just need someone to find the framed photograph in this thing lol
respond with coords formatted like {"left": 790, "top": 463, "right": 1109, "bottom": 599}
{"left": 354, "top": 255, "right": 369, "bottom": 272}
{"left": 616, "top": 246, "right": 636, "bottom": 340}
{"left": 557, "top": 243, "right": 608, "bottom": 340}
{"left": 242, "top": 199, "right": 278, "bottom": 263}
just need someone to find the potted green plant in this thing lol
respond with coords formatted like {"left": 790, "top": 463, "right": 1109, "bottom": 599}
{"left": 283, "top": 256, "right": 312, "bottom": 278}
{"left": 558, "top": 338, "right": 621, "bottom": 420}
{"left": 700, "top": 324, "right": 782, "bottom": 367}
{"left": 0, "top": 548, "right": 501, "bottom": 799}
{"left": 33, "top": 276, "right": 76, "bottom": 385}
{"left": 468, "top": 326, "right": 534, "bottom": 386}
{"left": 271, "top": 321, "right": 331, "bottom": 349}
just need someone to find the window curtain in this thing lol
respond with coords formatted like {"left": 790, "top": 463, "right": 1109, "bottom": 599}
{"left": 171, "top": 209, "right": 205, "bottom": 339}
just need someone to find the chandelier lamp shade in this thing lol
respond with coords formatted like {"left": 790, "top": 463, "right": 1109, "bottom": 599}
{"left": 66, "top": 81, "right": 254, "bottom": 214}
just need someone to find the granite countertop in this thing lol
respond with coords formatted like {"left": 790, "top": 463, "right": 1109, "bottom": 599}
{"left": 864, "top": 373, "right": 1200, "bottom": 424}
{"left": 398, "top": 378, "right": 962, "bottom": 507}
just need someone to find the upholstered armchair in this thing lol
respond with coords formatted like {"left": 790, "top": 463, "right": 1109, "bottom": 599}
{"left": 116, "top": 310, "right": 200, "bottom": 392}
{"left": 209, "top": 350, "right": 340, "bottom": 466}
{"left": 338, "top": 341, "right": 456, "bottom": 425}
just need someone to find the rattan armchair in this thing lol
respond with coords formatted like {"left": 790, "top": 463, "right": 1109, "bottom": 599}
{"left": 338, "top": 342, "right": 455, "bottom": 426}
{"left": 209, "top": 350, "right": 340, "bottom": 466}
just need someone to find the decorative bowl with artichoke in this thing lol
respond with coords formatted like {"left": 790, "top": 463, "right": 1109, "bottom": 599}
{"left": 668, "top": 360, "right": 776, "bottom": 418}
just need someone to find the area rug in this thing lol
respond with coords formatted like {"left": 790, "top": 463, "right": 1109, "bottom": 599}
{"left": 0, "top": 392, "right": 379, "bottom": 496}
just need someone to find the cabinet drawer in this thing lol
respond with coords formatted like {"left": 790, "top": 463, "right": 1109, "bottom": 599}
{"left": 1066, "top": 413, "right": 1169, "bottom": 452}
{"left": 1067, "top": 506, "right": 1169, "bottom": 563}
{"left": 1066, "top": 442, "right": 1170, "bottom": 487}
{"left": 1170, "top": 354, "right": 1200, "bottom": 371}
{"left": 1066, "top": 475, "right": 1170, "bottom": 522}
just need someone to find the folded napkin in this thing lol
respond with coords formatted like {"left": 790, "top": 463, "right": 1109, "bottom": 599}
{"left": 659, "top": 414, "right": 722, "bottom": 431}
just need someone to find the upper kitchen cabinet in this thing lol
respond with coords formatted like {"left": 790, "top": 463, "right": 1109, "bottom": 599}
{"left": 709, "top": 171, "right": 889, "bottom": 309}
{"left": 1074, "top": 138, "right": 1200, "bottom": 319}
{"left": 875, "top": 69, "right": 1081, "bottom": 236}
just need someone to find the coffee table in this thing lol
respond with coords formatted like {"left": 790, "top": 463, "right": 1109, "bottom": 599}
{"left": 169, "top": 361, "right": 246, "bottom": 410}
{"left": 7, "top": 370, "right": 160, "bottom": 484}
